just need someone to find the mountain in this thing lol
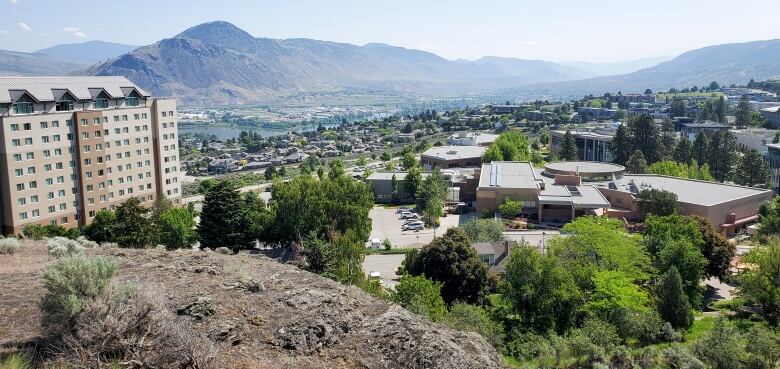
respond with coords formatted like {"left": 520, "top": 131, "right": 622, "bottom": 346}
{"left": 0, "top": 50, "right": 85, "bottom": 76}
{"left": 35, "top": 40, "right": 138, "bottom": 65}
{"left": 473, "top": 56, "right": 591, "bottom": 81}
{"left": 560, "top": 56, "right": 673, "bottom": 77}
{"left": 515, "top": 39, "right": 780, "bottom": 97}
{"left": 83, "top": 21, "right": 583, "bottom": 103}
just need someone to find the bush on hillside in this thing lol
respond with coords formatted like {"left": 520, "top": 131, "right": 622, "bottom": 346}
{"left": 0, "top": 236, "right": 21, "bottom": 255}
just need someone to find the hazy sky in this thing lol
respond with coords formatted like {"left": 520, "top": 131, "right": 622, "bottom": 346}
{"left": 1, "top": 0, "right": 778, "bottom": 63}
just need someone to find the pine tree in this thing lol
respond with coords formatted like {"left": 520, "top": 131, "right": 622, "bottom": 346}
{"left": 560, "top": 130, "right": 578, "bottom": 161}
{"left": 657, "top": 266, "right": 693, "bottom": 329}
{"left": 626, "top": 150, "right": 648, "bottom": 173}
{"left": 612, "top": 124, "right": 632, "bottom": 165}
{"left": 734, "top": 149, "right": 771, "bottom": 188}
{"left": 198, "top": 180, "right": 252, "bottom": 252}
{"left": 630, "top": 114, "right": 662, "bottom": 164}
{"left": 735, "top": 95, "right": 751, "bottom": 128}
{"left": 691, "top": 133, "right": 709, "bottom": 166}
{"left": 707, "top": 131, "right": 737, "bottom": 182}
{"left": 673, "top": 137, "right": 692, "bottom": 164}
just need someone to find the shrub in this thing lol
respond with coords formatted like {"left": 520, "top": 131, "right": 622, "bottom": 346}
{"left": 58, "top": 284, "right": 214, "bottom": 368}
{"left": 0, "top": 352, "right": 33, "bottom": 369}
{"left": 391, "top": 275, "right": 446, "bottom": 321}
{"left": 75, "top": 236, "right": 98, "bottom": 249}
{"left": 45, "top": 237, "right": 84, "bottom": 257}
{"left": 40, "top": 255, "right": 116, "bottom": 332}
{"left": 99, "top": 242, "right": 120, "bottom": 248}
{"left": 442, "top": 303, "right": 505, "bottom": 350}
{"left": 0, "top": 237, "right": 21, "bottom": 255}
{"left": 663, "top": 344, "right": 705, "bottom": 369}
{"left": 22, "top": 224, "right": 46, "bottom": 240}
{"left": 498, "top": 198, "right": 522, "bottom": 218}
{"left": 22, "top": 224, "right": 77, "bottom": 240}
{"left": 383, "top": 238, "right": 392, "bottom": 250}
{"left": 505, "top": 331, "right": 554, "bottom": 362}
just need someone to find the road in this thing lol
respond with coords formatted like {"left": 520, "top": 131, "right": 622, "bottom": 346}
{"left": 362, "top": 254, "right": 406, "bottom": 288}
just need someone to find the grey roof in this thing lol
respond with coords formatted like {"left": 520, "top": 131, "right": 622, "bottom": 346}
{"left": 615, "top": 175, "right": 772, "bottom": 206}
{"left": 0, "top": 76, "right": 150, "bottom": 104}
{"left": 421, "top": 145, "right": 486, "bottom": 160}
{"left": 538, "top": 184, "right": 611, "bottom": 208}
{"left": 680, "top": 121, "right": 730, "bottom": 128}
{"left": 544, "top": 161, "right": 625, "bottom": 176}
{"left": 478, "top": 162, "right": 540, "bottom": 189}
{"left": 366, "top": 171, "right": 432, "bottom": 181}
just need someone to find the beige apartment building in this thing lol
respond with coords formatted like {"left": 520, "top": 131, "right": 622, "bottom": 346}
{"left": 0, "top": 76, "right": 181, "bottom": 235}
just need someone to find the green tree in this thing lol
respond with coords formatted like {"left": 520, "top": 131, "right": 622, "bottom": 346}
{"left": 404, "top": 166, "right": 423, "bottom": 200}
{"left": 735, "top": 95, "right": 751, "bottom": 128}
{"left": 691, "top": 132, "right": 709, "bottom": 166}
{"left": 198, "top": 180, "right": 252, "bottom": 251}
{"left": 402, "top": 151, "right": 418, "bottom": 169}
{"left": 583, "top": 270, "right": 650, "bottom": 321}
{"left": 560, "top": 130, "right": 578, "bottom": 161}
{"left": 460, "top": 218, "right": 504, "bottom": 242}
{"left": 419, "top": 170, "right": 447, "bottom": 226}
{"left": 707, "top": 131, "right": 737, "bottom": 182}
{"left": 626, "top": 150, "right": 648, "bottom": 173}
{"left": 670, "top": 97, "right": 686, "bottom": 118}
{"left": 611, "top": 124, "right": 632, "bottom": 165}
{"left": 693, "top": 317, "right": 745, "bottom": 369}
{"left": 734, "top": 148, "right": 771, "bottom": 188}
{"left": 738, "top": 239, "right": 780, "bottom": 326}
{"left": 81, "top": 210, "right": 116, "bottom": 244}
{"left": 501, "top": 245, "right": 581, "bottom": 333}
{"left": 386, "top": 173, "right": 399, "bottom": 205}
{"left": 692, "top": 216, "right": 736, "bottom": 279}
{"left": 672, "top": 137, "right": 692, "bottom": 164}
{"left": 647, "top": 160, "right": 713, "bottom": 181}
{"left": 655, "top": 266, "right": 693, "bottom": 329}
{"left": 328, "top": 159, "right": 345, "bottom": 179}
{"left": 482, "top": 130, "right": 530, "bottom": 162}
{"left": 498, "top": 198, "right": 523, "bottom": 218}
{"left": 637, "top": 188, "right": 678, "bottom": 216}
{"left": 442, "top": 303, "right": 505, "bottom": 350}
{"left": 114, "top": 197, "right": 157, "bottom": 248}
{"left": 744, "top": 325, "right": 780, "bottom": 367}
{"left": 264, "top": 166, "right": 276, "bottom": 180}
{"left": 758, "top": 197, "right": 780, "bottom": 237}
{"left": 302, "top": 232, "right": 335, "bottom": 278}
{"left": 657, "top": 238, "right": 708, "bottom": 306}
{"left": 391, "top": 275, "right": 447, "bottom": 321}
{"left": 630, "top": 114, "right": 663, "bottom": 164}
{"left": 158, "top": 207, "right": 198, "bottom": 250}
{"left": 409, "top": 228, "right": 490, "bottom": 305}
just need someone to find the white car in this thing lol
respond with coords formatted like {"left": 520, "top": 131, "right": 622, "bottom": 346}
{"left": 400, "top": 212, "right": 419, "bottom": 220}
{"left": 402, "top": 221, "right": 425, "bottom": 231}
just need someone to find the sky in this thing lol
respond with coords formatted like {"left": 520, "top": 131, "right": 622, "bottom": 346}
{"left": 1, "top": 0, "right": 779, "bottom": 63}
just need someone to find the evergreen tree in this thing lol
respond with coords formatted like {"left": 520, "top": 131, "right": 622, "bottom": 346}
{"left": 114, "top": 197, "right": 157, "bottom": 248}
{"left": 198, "top": 180, "right": 252, "bottom": 251}
{"left": 390, "top": 174, "right": 400, "bottom": 205}
{"left": 735, "top": 95, "right": 751, "bottom": 128}
{"left": 611, "top": 124, "right": 632, "bottom": 165}
{"left": 734, "top": 149, "right": 771, "bottom": 188}
{"left": 629, "top": 115, "right": 662, "bottom": 164}
{"left": 707, "top": 131, "right": 737, "bottom": 182}
{"left": 670, "top": 97, "right": 686, "bottom": 117}
{"left": 626, "top": 150, "right": 648, "bottom": 173}
{"left": 82, "top": 210, "right": 116, "bottom": 244}
{"left": 560, "top": 130, "right": 578, "bottom": 161}
{"left": 656, "top": 266, "right": 693, "bottom": 329}
{"left": 672, "top": 137, "right": 692, "bottom": 164}
{"left": 691, "top": 132, "right": 709, "bottom": 166}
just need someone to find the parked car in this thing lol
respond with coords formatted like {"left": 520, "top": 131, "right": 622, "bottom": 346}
{"left": 396, "top": 207, "right": 413, "bottom": 214}
{"left": 400, "top": 211, "right": 419, "bottom": 220}
{"left": 402, "top": 221, "right": 424, "bottom": 231}
{"left": 369, "top": 238, "right": 382, "bottom": 248}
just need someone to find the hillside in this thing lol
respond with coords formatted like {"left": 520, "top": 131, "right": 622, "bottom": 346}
{"left": 35, "top": 40, "right": 138, "bottom": 65}
{"left": 0, "top": 243, "right": 506, "bottom": 369}
{"left": 516, "top": 39, "right": 780, "bottom": 96}
{"left": 82, "top": 21, "right": 586, "bottom": 104}
{"left": 0, "top": 50, "right": 84, "bottom": 76}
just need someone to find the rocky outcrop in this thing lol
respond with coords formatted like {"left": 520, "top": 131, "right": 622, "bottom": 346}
{"left": 0, "top": 245, "right": 507, "bottom": 369}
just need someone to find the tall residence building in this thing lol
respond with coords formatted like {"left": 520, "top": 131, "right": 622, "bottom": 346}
{"left": 0, "top": 77, "right": 181, "bottom": 234}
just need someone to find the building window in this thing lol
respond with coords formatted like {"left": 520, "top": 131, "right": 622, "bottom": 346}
{"left": 94, "top": 98, "right": 108, "bottom": 109}
{"left": 126, "top": 97, "right": 139, "bottom": 107}
{"left": 55, "top": 96, "right": 74, "bottom": 112}
{"left": 12, "top": 101, "right": 34, "bottom": 114}
{"left": 10, "top": 124, "right": 19, "bottom": 131}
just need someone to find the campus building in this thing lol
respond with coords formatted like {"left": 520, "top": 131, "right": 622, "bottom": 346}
{"left": 0, "top": 77, "right": 182, "bottom": 234}
{"left": 446, "top": 131, "right": 498, "bottom": 146}
{"left": 420, "top": 145, "right": 485, "bottom": 170}
{"left": 550, "top": 129, "right": 615, "bottom": 162}
{"left": 598, "top": 175, "right": 773, "bottom": 235}
{"left": 476, "top": 162, "right": 611, "bottom": 223}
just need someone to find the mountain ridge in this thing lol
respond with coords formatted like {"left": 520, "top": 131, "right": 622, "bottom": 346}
{"left": 35, "top": 40, "right": 138, "bottom": 65}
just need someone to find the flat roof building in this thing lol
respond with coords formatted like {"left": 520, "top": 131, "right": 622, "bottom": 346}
{"left": 476, "top": 162, "right": 611, "bottom": 223}
{"left": 0, "top": 76, "right": 182, "bottom": 234}
{"left": 446, "top": 131, "right": 498, "bottom": 146}
{"left": 543, "top": 161, "right": 625, "bottom": 181}
{"left": 598, "top": 175, "right": 772, "bottom": 234}
{"left": 550, "top": 129, "right": 615, "bottom": 162}
{"left": 420, "top": 145, "right": 485, "bottom": 170}
{"left": 680, "top": 121, "right": 731, "bottom": 141}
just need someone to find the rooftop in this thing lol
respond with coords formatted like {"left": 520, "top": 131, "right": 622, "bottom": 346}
{"left": 544, "top": 161, "right": 625, "bottom": 177}
{"left": 0, "top": 76, "right": 150, "bottom": 104}
{"left": 366, "top": 171, "right": 431, "bottom": 181}
{"left": 610, "top": 175, "right": 772, "bottom": 206}
{"left": 552, "top": 129, "right": 615, "bottom": 139}
{"left": 680, "top": 121, "right": 731, "bottom": 128}
{"left": 478, "top": 162, "right": 540, "bottom": 189}
{"left": 447, "top": 131, "right": 499, "bottom": 145}
{"left": 421, "top": 145, "right": 486, "bottom": 160}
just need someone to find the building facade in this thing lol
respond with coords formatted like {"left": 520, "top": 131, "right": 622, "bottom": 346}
{"left": 420, "top": 145, "right": 485, "bottom": 170}
{"left": 0, "top": 77, "right": 181, "bottom": 234}
{"left": 550, "top": 130, "right": 614, "bottom": 162}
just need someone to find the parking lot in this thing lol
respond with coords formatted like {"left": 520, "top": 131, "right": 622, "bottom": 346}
{"left": 367, "top": 205, "right": 474, "bottom": 248}
{"left": 362, "top": 254, "right": 405, "bottom": 288}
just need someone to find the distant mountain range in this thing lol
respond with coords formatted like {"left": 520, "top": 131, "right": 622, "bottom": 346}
{"left": 0, "top": 50, "right": 85, "bottom": 76}
{"left": 1, "top": 21, "right": 778, "bottom": 103}
{"left": 35, "top": 40, "right": 138, "bottom": 65}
